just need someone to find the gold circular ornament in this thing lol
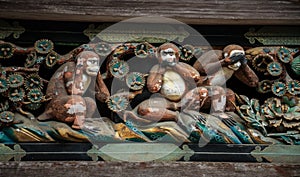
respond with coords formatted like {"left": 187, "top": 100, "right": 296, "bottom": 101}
{"left": 34, "top": 39, "right": 54, "bottom": 54}
{"left": 252, "top": 53, "right": 274, "bottom": 72}
{"left": 107, "top": 94, "right": 129, "bottom": 112}
{"left": 257, "top": 80, "right": 272, "bottom": 93}
{"left": 24, "top": 74, "right": 43, "bottom": 90}
{"left": 179, "top": 44, "right": 194, "bottom": 61}
{"left": 45, "top": 51, "right": 58, "bottom": 68}
{"left": 8, "top": 74, "right": 24, "bottom": 88}
{"left": 125, "top": 72, "right": 145, "bottom": 90}
{"left": 95, "top": 42, "right": 112, "bottom": 56}
{"left": 0, "top": 111, "right": 14, "bottom": 123}
{"left": 286, "top": 80, "right": 300, "bottom": 95}
{"left": 0, "top": 77, "right": 9, "bottom": 93}
{"left": 277, "top": 47, "right": 293, "bottom": 63}
{"left": 27, "top": 88, "right": 43, "bottom": 103}
{"left": 271, "top": 81, "right": 286, "bottom": 97}
{"left": 109, "top": 59, "right": 130, "bottom": 78}
{"left": 134, "top": 43, "right": 149, "bottom": 58}
{"left": 8, "top": 87, "right": 25, "bottom": 102}
{"left": 25, "top": 51, "right": 37, "bottom": 68}
{"left": 0, "top": 42, "right": 15, "bottom": 59}
{"left": 267, "top": 61, "right": 283, "bottom": 77}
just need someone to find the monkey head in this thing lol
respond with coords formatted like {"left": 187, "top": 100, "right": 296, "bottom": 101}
{"left": 157, "top": 43, "right": 180, "bottom": 66}
{"left": 76, "top": 51, "right": 100, "bottom": 77}
{"left": 223, "top": 44, "right": 246, "bottom": 71}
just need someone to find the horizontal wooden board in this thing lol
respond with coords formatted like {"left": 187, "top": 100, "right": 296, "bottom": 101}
{"left": 0, "top": 0, "right": 300, "bottom": 24}
{"left": 1, "top": 161, "right": 299, "bottom": 177}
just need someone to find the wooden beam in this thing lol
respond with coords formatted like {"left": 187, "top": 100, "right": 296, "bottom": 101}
{"left": 1, "top": 161, "right": 299, "bottom": 177}
{"left": 0, "top": 0, "right": 300, "bottom": 25}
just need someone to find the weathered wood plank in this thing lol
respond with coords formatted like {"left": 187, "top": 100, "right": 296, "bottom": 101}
{"left": 0, "top": 0, "right": 300, "bottom": 24}
{"left": 0, "top": 161, "right": 299, "bottom": 177}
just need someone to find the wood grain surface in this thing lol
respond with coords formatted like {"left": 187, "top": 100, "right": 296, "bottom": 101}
{"left": 0, "top": 0, "right": 300, "bottom": 24}
{"left": 0, "top": 161, "right": 299, "bottom": 177}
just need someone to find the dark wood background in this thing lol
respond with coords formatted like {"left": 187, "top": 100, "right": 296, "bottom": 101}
{"left": 0, "top": 0, "right": 300, "bottom": 24}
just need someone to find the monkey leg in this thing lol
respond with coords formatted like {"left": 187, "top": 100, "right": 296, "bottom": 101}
{"left": 66, "top": 95, "right": 90, "bottom": 129}
{"left": 180, "top": 87, "right": 209, "bottom": 111}
{"left": 203, "top": 86, "right": 226, "bottom": 113}
{"left": 201, "top": 86, "right": 236, "bottom": 113}
{"left": 225, "top": 88, "right": 236, "bottom": 112}
{"left": 38, "top": 95, "right": 90, "bottom": 129}
{"left": 137, "top": 97, "right": 179, "bottom": 122}
{"left": 38, "top": 95, "right": 75, "bottom": 123}
{"left": 83, "top": 97, "right": 97, "bottom": 118}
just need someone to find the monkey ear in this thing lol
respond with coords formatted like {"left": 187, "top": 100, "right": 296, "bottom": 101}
{"left": 155, "top": 47, "right": 160, "bottom": 59}
{"left": 176, "top": 51, "right": 180, "bottom": 60}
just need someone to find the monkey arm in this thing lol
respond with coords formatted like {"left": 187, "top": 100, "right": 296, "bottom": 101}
{"left": 193, "top": 59, "right": 206, "bottom": 74}
{"left": 61, "top": 62, "right": 77, "bottom": 95}
{"left": 95, "top": 72, "right": 110, "bottom": 103}
{"left": 147, "top": 65, "right": 165, "bottom": 93}
{"left": 180, "top": 87, "right": 208, "bottom": 111}
{"left": 174, "top": 62, "right": 202, "bottom": 84}
{"left": 234, "top": 63, "right": 259, "bottom": 87}
{"left": 193, "top": 50, "right": 233, "bottom": 75}
{"left": 45, "top": 62, "right": 75, "bottom": 98}
{"left": 137, "top": 98, "right": 179, "bottom": 122}
{"left": 57, "top": 47, "right": 84, "bottom": 65}
{"left": 203, "top": 61, "right": 228, "bottom": 75}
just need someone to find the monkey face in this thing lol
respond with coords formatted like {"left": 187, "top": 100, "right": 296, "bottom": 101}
{"left": 160, "top": 48, "right": 177, "bottom": 66}
{"left": 223, "top": 45, "right": 245, "bottom": 71}
{"left": 85, "top": 56, "right": 100, "bottom": 76}
{"left": 76, "top": 51, "right": 100, "bottom": 77}
{"left": 157, "top": 43, "right": 179, "bottom": 66}
{"left": 227, "top": 50, "right": 244, "bottom": 71}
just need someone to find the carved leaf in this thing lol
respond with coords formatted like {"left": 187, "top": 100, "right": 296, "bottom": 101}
{"left": 251, "top": 99, "right": 260, "bottom": 113}
{"left": 240, "top": 95, "right": 250, "bottom": 105}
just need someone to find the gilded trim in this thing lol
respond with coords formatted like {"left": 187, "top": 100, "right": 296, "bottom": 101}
{"left": 0, "top": 20, "right": 25, "bottom": 39}
{"left": 251, "top": 145, "right": 300, "bottom": 163}
{"left": 0, "top": 144, "right": 26, "bottom": 161}
{"left": 87, "top": 143, "right": 194, "bottom": 162}
{"left": 244, "top": 27, "right": 300, "bottom": 45}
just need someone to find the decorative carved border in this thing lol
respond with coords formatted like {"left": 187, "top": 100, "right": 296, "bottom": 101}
{"left": 0, "top": 20, "right": 25, "bottom": 40}
{"left": 83, "top": 24, "right": 190, "bottom": 43}
{"left": 0, "top": 144, "right": 25, "bottom": 161}
{"left": 244, "top": 27, "right": 300, "bottom": 45}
